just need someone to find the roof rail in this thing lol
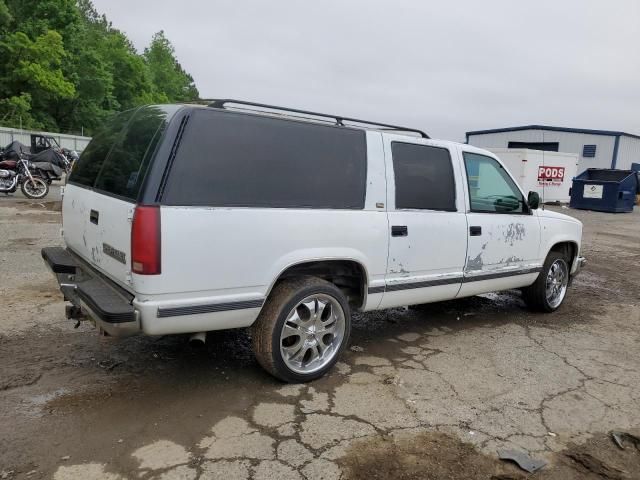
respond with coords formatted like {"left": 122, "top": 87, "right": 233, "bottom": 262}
{"left": 205, "top": 99, "right": 429, "bottom": 138}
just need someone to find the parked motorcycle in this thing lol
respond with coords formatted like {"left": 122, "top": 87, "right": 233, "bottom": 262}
{"left": 29, "top": 148, "right": 70, "bottom": 184}
{"left": 63, "top": 148, "right": 79, "bottom": 167}
{"left": 1, "top": 140, "right": 77, "bottom": 184}
{"left": 0, "top": 156, "right": 49, "bottom": 199}
{"left": 0, "top": 140, "right": 29, "bottom": 161}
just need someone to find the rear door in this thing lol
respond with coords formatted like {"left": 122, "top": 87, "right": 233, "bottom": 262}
{"left": 63, "top": 106, "right": 176, "bottom": 290}
{"left": 379, "top": 136, "right": 468, "bottom": 308}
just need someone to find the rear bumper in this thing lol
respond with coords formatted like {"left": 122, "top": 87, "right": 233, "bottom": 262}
{"left": 41, "top": 247, "right": 140, "bottom": 337}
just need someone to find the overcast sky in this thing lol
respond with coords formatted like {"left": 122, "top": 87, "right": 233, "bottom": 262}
{"left": 92, "top": 0, "right": 639, "bottom": 141}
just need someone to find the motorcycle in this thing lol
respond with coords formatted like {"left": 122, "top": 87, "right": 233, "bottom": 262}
{"left": 1, "top": 140, "right": 77, "bottom": 184}
{"left": 0, "top": 140, "right": 29, "bottom": 161}
{"left": 28, "top": 148, "right": 71, "bottom": 184}
{"left": 62, "top": 148, "right": 79, "bottom": 167}
{"left": 0, "top": 156, "right": 49, "bottom": 199}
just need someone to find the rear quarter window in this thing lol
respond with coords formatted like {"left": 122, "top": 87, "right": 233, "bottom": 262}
{"left": 69, "top": 110, "right": 135, "bottom": 189}
{"left": 161, "top": 109, "right": 367, "bottom": 209}
{"left": 69, "top": 105, "right": 176, "bottom": 201}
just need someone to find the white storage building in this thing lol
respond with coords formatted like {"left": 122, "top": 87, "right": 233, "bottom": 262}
{"left": 488, "top": 148, "right": 578, "bottom": 203}
{"left": 466, "top": 125, "right": 640, "bottom": 172}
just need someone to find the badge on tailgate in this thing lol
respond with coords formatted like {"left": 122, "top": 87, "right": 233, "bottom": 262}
{"left": 103, "top": 243, "right": 126, "bottom": 264}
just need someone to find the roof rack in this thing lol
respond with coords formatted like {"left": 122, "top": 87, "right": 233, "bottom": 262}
{"left": 205, "top": 99, "right": 429, "bottom": 138}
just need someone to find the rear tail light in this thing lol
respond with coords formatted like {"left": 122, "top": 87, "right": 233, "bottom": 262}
{"left": 131, "top": 205, "right": 161, "bottom": 275}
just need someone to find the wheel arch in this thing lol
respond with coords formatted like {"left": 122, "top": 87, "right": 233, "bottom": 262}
{"left": 548, "top": 240, "right": 579, "bottom": 271}
{"left": 264, "top": 258, "right": 370, "bottom": 311}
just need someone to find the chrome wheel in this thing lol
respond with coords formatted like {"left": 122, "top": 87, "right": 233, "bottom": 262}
{"left": 546, "top": 259, "right": 568, "bottom": 309}
{"left": 280, "top": 294, "right": 346, "bottom": 375}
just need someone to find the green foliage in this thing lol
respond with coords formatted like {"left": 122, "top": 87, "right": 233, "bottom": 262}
{"left": 0, "top": 1, "right": 11, "bottom": 29}
{"left": 0, "top": 0, "right": 200, "bottom": 134}
{"left": 0, "top": 93, "right": 41, "bottom": 129}
{"left": 2, "top": 30, "right": 75, "bottom": 97}
{"left": 145, "top": 31, "right": 199, "bottom": 103}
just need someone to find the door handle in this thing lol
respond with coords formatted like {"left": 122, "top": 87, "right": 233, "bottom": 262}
{"left": 469, "top": 226, "right": 481, "bottom": 236}
{"left": 90, "top": 209, "right": 99, "bottom": 225}
{"left": 392, "top": 225, "right": 408, "bottom": 237}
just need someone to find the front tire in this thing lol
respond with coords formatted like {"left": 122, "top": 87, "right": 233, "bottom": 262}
{"left": 522, "top": 251, "right": 570, "bottom": 312}
{"left": 21, "top": 177, "right": 49, "bottom": 199}
{"left": 252, "top": 276, "right": 351, "bottom": 383}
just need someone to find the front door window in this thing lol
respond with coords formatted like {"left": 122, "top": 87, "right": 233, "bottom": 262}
{"left": 463, "top": 152, "right": 526, "bottom": 214}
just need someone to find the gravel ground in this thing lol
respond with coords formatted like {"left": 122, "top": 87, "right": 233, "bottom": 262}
{"left": 1, "top": 186, "right": 639, "bottom": 480}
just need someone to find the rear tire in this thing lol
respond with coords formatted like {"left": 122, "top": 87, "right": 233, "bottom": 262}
{"left": 21, "top": 177, "right": 49, "bottom": 199}
{"left": 522, "top": 251, "right": 570, "bottom": 312}
{"left": 252, "top": 276, "right": 351, "bottom": 383}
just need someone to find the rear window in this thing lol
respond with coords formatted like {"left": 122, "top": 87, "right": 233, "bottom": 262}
{"left": 391, "top": 142, "right": 456, "bottom": 211}
{"left": 161, "top": 109, "right": 367, "bottom": 209}
{"left": 69, "top": 105, "right": 176, "bottom": 200}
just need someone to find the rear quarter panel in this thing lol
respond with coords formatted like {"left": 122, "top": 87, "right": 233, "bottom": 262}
{"left": 133, "top": 131, "right": 389, "bottom": 335}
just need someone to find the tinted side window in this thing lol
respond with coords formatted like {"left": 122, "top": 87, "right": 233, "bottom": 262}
{"left": 392, "top": 142, "right": 456, "bottom": 211}
{"left": 162, "top": 109, "right": 367, "bottom": 209}
{"left": 69, "top": 106, "right": 176, "bottom": 200}
{"left": 463, "top": 152, "right": 525, "bottom": 213}
{"left": 69, "top": 109, "right": 135, "bottom": 188}
{"left": 94, "top": 106, "right": 170, "bottom": 199}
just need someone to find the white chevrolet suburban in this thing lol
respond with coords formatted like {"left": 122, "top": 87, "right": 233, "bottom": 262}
{"left": 42, "top": 100, "right": 585, "bottom": 382}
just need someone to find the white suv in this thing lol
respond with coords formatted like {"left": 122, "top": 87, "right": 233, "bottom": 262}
{"left": 43, "top": 100, "right": 585, "bottom": 382}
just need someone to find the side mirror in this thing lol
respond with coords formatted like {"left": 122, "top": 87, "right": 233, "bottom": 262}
{"left": 528, "top": 191, "right": 540, "bottom": 210}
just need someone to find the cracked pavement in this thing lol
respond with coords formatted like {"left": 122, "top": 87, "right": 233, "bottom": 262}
{"left": 1, "top": 189, "right": 639, "bottom": 479}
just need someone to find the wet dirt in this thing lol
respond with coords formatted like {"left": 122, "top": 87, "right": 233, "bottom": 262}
{"left": 1, "top": 195, "right": 639, "bottom": 479}
{"left": 14, "top": 200, "right": 62, "bottom": 212}
{"left": 340, "top": 431, "right": 640, "bottom": 480}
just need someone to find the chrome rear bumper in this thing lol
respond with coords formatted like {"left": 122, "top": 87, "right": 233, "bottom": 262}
{"left": 41, "top": 247, "right": 140, "bottom": 337}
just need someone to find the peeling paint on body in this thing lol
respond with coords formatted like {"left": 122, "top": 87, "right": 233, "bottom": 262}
{"left": 466, "top": 252, "right": 483, "bottom": 271}
{"left": 503, "top": 223, "right": 526, "bottom": 246}
{"left": 499, "top": 255, "right": 523, "bottom": 265}
{"left": 91, "top": 246, "right": 102, "bottom": 264}
{"left": 390, "top": 263, "right": 410, "bottom": 277}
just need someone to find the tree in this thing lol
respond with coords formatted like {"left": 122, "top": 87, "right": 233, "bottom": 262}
{"left": 0, "top": 0, "right": 11, "bottom": 30}
{"left": 144, "top": 31, "right": 199, "bottom": 102}
{"left": 0, "top": 1, "right": 200, "bottom": 134}
{"left": 0, "top": 93, "right": 37, "bottom": 128}
{"left": 0, "top": 30, "right": 75, "bottom": 129}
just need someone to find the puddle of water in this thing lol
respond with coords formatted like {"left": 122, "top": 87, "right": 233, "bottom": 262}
{"left": 15, "top": 388, "right": 71, "bottom": 418}
{"left": 28, "top": 387, "right": 69, "bottom": 406}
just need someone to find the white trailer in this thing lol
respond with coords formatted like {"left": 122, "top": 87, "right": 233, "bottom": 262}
{"left": 488, "top": 148, "right": 579, "bottom": 203}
